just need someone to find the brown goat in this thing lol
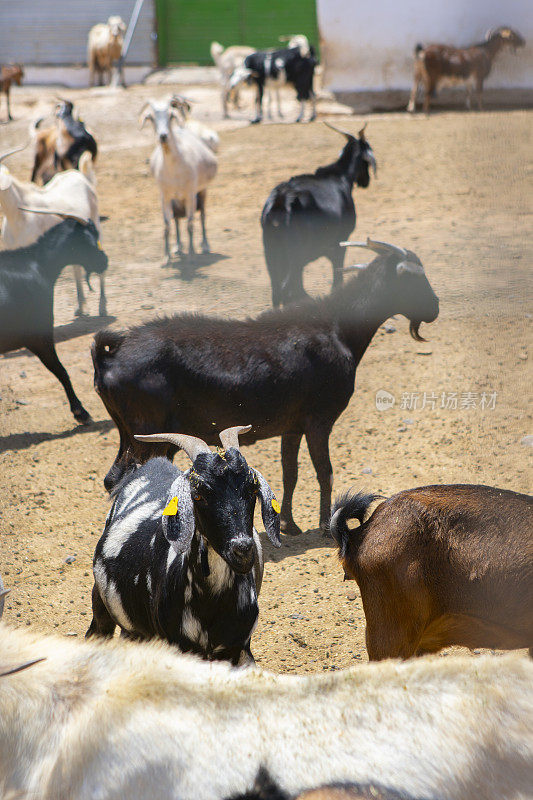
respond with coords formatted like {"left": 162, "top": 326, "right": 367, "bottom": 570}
{"left": 0, "top": 63, "right": 24, "bottom": 122}
{"left": 30, "top": 119, "right": 58, "bottom": 184}
{"left": 331, "top": 484, "right": 533, "bottom": 660}
{"left": 407, "top": 27, "right": 525, "bottom": 113}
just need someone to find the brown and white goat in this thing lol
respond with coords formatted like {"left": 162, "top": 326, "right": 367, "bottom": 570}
{"left": 407, "top": 27, "right": 525, "bottom": 113}
{"left": 0, "top": 64, "right": 23, "bottom": 122}
{"left": 331, "top": 484, "right": 533, "bottom": 660}
{"left": 88, "top": 15, "right": 126, "bottom": 87}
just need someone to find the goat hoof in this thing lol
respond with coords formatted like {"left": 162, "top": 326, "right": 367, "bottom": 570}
{"left": 99, "top": 304, "right": 108, "bottom": 317}
{"left": 280, "top": 519, "right": 303, "bottom": 537}
{"left": 251, "top": 117, "right": 262, "bottom": 125}
{"left": 74, "top": 308, "right": 88, "bottom": 318}
{"left": 74, "top": 408, "right": 93, "bottom": 426}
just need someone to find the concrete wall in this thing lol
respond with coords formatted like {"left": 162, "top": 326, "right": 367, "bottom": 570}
{"left": 317, "top": 0, "right": 533, "bottom": 92}
{"left": 0, "top": 0, "right": 155, "bottom": 66}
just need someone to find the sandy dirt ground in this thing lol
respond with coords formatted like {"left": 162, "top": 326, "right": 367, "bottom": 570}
{"left": 0, "top": 81, "right": 531, "bottom": 672}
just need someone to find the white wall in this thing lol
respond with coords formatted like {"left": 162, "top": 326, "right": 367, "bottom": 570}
{"left": 317, "top": 0, "right": 533, "bottom": 92}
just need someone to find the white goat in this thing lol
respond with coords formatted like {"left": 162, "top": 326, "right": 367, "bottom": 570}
{"left": 0, "top": 620, "right": 531, "bottom": 800}
{"left": 88, "top": 15, "right": 126, "bottom": 87}
{"left": 211, "top": 42, "right": 255, "bottom": 118}
{"left": 0, "top": 145, "right": 106, "bottom": 317}
{"left": 140, "top": 97, "right": 218, "bottom": 263}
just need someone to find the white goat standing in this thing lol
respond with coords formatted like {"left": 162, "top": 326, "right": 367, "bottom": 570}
{"left": 0, "top": 145, "right": 106, "bottom": 317}
{"left": 0, "top": 620, "right": 532, "bottom": 800}
{"left": 211, "top": 42, "right": 255, "bottom": 118}
{"left": 140, "top": 97, "right": 218, "bottom": 264}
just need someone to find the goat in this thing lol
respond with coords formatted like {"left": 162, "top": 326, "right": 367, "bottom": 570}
{"left": 86, "top": 426, "right": 281, "bottom": 664}
{"left": 0, "top": 216, "right": 108, "bottom": 425}
{"left": 211, "top": 41, "right": 255, "bottom": 118}
{"left": 30, "top": 100, "right": 98, "bottom": 186}
{"left": 92, "top": 238, "right": 439, "bottom": 535}
{"left": 227, "top": 768, "right": 420, "bottom": 800}
{"left": 88, "top": 15, "right": 126, "bottom": 87}
{"left": 229, "top": 44, "right": 317, "bottom": 124}
{"left": 168, "top": 94, "right": 220, "bottom": 153}
{"left": 139, "top": 96, "right": 218, "bottom": 263}
{"left": 0, "top": 63, "right": 23, "bottom": 122}
{"left": 262, "top": 122, "right": 376, "bottom": 307}
{"left": 1, "top": 619, "right": 532, "bottom": 800}
{"left": 407, "top": 27, "right": 525, "bottom": 113}
{"left": 331, "top": 484, "right": 533, "bottom": 660}
{"left": 0, "top": 144, "right": 106, "bottom": 318}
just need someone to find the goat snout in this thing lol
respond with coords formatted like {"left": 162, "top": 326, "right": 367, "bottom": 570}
{"left": 229, "top": 539, "right": 255, "bottom": 572}
{"left": 159, "top": 133, "right": 168, "bottom": 144}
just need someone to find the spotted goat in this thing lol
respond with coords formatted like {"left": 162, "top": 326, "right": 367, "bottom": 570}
{"left": 86, "top": 426, "right": 281, "bottom": 665}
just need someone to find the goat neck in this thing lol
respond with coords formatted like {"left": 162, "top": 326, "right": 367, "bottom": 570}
{"left": 329, "top": 258, "right": 401, "bottom": 361}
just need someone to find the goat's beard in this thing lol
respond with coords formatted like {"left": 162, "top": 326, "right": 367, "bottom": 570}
{"left": 409, "top": 320, "right": 426, "bottom": 342}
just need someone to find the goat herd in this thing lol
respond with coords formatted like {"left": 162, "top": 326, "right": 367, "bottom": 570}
{"left": 0, "top": 23, "right": 532, "bottom": 800}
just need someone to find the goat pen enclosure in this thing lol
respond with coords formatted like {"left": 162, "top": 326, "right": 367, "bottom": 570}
{"left": 154, "top": 0, "right": 319, "bottom": 64}
{"left": 0, "top": 81, "right": 531, "bottom": 672}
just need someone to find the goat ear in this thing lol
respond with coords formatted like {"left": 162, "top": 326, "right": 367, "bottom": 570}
{"left": 253, "top": 470, "right": 281, "bottom": 547}
{"left": 139, "top": 107, "right": 154, "bottom": 128}
{"left": 0, "top": 171, "right": 12, "bottom": 191}
{"left": 162, "top": 473, "right": 195, "bottom": 555}
{"left": 397, "top": 260, "right": 424, "bottom": 276}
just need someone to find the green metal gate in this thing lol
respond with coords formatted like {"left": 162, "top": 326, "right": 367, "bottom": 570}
{"left": 155, "top": 0, "right": 318, "bottom": 65}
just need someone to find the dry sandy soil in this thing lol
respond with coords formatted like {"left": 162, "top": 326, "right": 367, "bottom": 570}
{"left": 0, "top": 81, "right": 531, "bottom": 672}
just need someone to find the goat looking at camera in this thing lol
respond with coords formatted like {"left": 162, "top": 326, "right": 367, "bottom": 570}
{"left": 86, "top": 426, "right": 281, "bottom": 665}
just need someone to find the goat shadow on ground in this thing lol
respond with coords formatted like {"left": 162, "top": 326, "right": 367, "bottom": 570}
{"left": 1, "top": 315, "right": 116, "bottom": 360}
{"left": 261, "top": 527, "right": 336, "bottom": 564}
{"left": 164, "top": 252, "right": 229, "bottom": 282}
{"left": 0, "top": 418, "right": 114, "bottom": 455}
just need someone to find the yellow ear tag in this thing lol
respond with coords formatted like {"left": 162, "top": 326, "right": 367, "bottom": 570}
{"left": 163, "top": 497, "right": 178, "bottom": 516}
{"left": 271, "top": 499, "right": 281, "bottom": 514}
{"left": 97, "top": 240, "right": 103, "bottom": 250}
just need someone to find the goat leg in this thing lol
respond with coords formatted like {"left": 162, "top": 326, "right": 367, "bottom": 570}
{"left": 305, "top": 424, "right": 334, "bottom": 534}
{"left": 28, "top": 336, "right": 92, "bottom": 425}
{"left": 73, "top": 264, "right": 87, "bottom": 317}
{"left": 280, "top": 432, "right": 303, "bottom": 536}
{"left": 197, "top": 190, "right": 210, "bottom": 254}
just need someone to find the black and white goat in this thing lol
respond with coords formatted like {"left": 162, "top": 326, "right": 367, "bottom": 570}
{"left": 230, "top": 44, "right": 317, "bottom": 123}
{"left": 262, "top": 122, "right": 376, "bottom": 307}
{"left": 0, "top": 215, "right": 108, "bottom": 425}
{"left": 86, "top": 426, "right": 281, "bottom": 665}
{"left": 93, "top": 238, "right": 438, "bottom": 536}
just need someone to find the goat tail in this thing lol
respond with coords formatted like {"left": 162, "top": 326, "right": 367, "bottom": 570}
{"left": 78, "top": 150, "right": 96, "bottom": 185}
{"left": 210, "top": 41, "right": 224, "bottom": 63}
{"left": 261, "top": 192, "right": 290, "bottom": 230}
{"left": 92, "top": 329, "right": 126, "bottom": 390}
{"left": 329, "top": 491, "right": 381, "bottom": 558}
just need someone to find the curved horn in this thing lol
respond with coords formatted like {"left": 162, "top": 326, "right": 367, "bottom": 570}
{"left": 323, "top": 121, "right": 354, "bottom": 140}
{"left": 409, "top": 321, "right": 427, "bottom": 342}
{"left": 367, "top": 238, "right": 407, "bottom": 257}
{"left": 134, "top": 433, "right": 211, "bottom": 462}
{"left": 17, "top": 207, "right": 90, "bottom": 225}
{"left": 358, "top": 123, "right": 367, "bottom": 139}
{"left": 219, "top": 425, "right": 252, "bottom": 451}
{"left": 340, "top": 238, "right": 406, "bottom": 257}
{"left": 139, "top": 102, "right": 155, "bottom": 128}
{"left": 0, "top": 142, "right": 28, "bottom": 164}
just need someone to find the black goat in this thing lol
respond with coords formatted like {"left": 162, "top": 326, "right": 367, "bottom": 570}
{"left": 86, "top": 426, "right": 281, "bottom": 665}
{"left": 0, "top": 216, "right": 108, "bottom": 424}
{"left": 262, "top": 123, "right": 376, "bottom": 307}
{"left": 232, "top": 45, "right": 317, "bottom": 124}
{"left": 55, "top": 99, "right": 98, "bottom": 172}
{"left": 93, "top": 238, "right": 438, "bottom": 535}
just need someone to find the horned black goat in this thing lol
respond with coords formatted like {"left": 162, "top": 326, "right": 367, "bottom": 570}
{"left": 0, "top": 215, "right": 108, "bottom": 424}
{"left": 86, "top": 426, "right": 281, "bottom": 665}
{"left": 55, "top": 99, "right": 98, "bottom": 173}
{"left": 261, "top": 123, "right": 376, "bottom": 307}
{"left": 92, "top": 238, "right": 439, "bottom": 535}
